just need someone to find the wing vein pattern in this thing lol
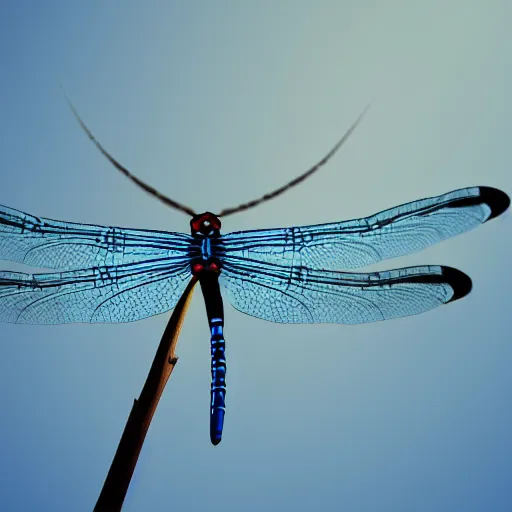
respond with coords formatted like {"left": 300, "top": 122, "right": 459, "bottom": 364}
{"left": 221, "top": 187, "right": 500, "bottom": 270}
{"left": 0, "top": 186, "right": 507, "bottom": 325}
{"left": 0, "top": 205, "right": 192, "bottom": 269}
{"left": 0, "top": 205, "right": 194, "bottom": 323}
{"left": 219, "top": 259, "right": 469, "bottom": 324}
{"left": 0, "top": 260, "right": 191, "bottom": 324}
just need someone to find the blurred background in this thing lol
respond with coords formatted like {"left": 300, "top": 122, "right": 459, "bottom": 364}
{"left": 0, "top": 1, "right": 510, "bottom": 511}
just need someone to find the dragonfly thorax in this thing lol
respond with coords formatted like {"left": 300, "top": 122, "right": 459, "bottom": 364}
{"left": 189, "top": 212, "right": 224, "bottom": 276}
{"left": 191, "top": 259, "right": 221, "bottom": 276}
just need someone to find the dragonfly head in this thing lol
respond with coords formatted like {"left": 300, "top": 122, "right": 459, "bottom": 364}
{"left": 190, "top": 212, "right": 222, "bottom": 236}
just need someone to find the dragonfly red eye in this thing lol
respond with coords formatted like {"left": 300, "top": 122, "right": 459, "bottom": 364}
{"left": 209, "top": 262, "right": 219, "bottom": 272}
{"left": 191, "top": 219, "right": 202, "bottom": 232}
{"left": 192, "top": 263, "right": 204, "bottom": 274}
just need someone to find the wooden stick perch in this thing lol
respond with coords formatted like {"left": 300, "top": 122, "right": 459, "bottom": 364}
{"left": 94, "top": 276, "right": 198, "bottom": 511}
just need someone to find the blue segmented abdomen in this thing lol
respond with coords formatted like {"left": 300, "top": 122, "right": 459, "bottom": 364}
{"left": 210, "top": 317, "right": 226, "bottom": 445}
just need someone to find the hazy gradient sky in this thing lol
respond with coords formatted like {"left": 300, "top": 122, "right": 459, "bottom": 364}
{"left": 0, "top": 2, "right": 511, "bottom": 511}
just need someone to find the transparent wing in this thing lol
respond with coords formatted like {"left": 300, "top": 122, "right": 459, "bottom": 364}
{"left": 219, "top": 260, "right": 471, "bottom": 324}
{"left": 221, "top": 187, "right": 509, "bottom": 270}
{"left": 0, "top": 259, "right": 192, "bottom": 324}
{"left": 0, "top": 204, "right": 192, "bottom": 269}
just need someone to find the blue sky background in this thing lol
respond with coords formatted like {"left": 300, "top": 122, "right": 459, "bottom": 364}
{"left": 0, "top": 2, "right": 511, "bottom": 511}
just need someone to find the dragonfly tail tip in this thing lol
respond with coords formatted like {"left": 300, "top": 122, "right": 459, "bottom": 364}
{"left": 210, "top": 409, "right": 225, "bottom": 445}
{"left": 210, "top": 434, "right": 222, "bottom": 446}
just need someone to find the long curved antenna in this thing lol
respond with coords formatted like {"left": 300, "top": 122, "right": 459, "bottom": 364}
{"left": 217, "top": 104, "right": 371, "bottom": 217}
{"left": 65, "top": 96, "right": 196, "bottom": 217}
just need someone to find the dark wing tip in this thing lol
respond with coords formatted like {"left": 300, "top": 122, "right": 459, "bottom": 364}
{"left": 479, "top": 186, "right": 510, "bottom": 221}
{"left": 443, "top": 267, "right": 473, "bottom": 303}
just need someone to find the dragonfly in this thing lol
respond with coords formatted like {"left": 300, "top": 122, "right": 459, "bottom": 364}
{"left": 0, "top": 106, "right": 509, "bottom": 445}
